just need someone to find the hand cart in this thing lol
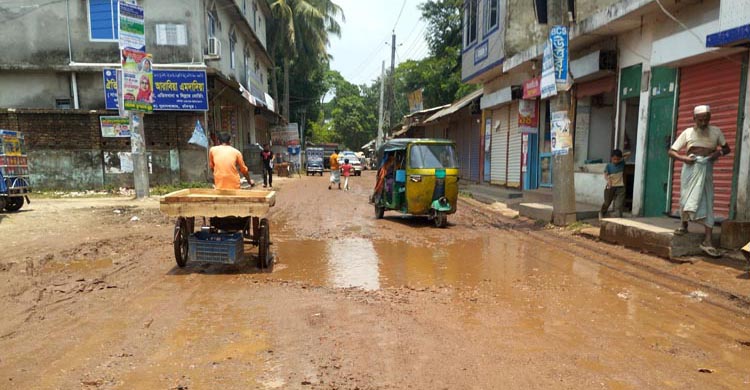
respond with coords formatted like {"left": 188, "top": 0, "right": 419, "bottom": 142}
{"left": 159, "top": 188, "right": 276, "bottom": 269}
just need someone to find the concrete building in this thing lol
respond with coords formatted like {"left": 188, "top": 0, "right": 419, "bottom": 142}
{"left": 461, "top": 0, "right": 750, "bottom": 239}
{"left": 0, "top": 0, "right": 280, "bottom": 189}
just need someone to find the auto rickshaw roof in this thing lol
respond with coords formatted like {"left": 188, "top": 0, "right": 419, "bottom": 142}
{"left": 377, "top": 138, "right": 454, "bottom": 153}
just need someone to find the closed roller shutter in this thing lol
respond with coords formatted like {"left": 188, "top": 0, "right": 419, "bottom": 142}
{"left": 450, "top": 118, "right": 472, "bottom": 182}
{"left": 671, "top": 55, "right": 742, "bottom": 219}
{"left": 469, "top": 116, "right": 481, "bottom": 182}
{"left": 491, "top": 106, "right": 509, "bottom": 185}
{"left": 507, "top": 100, "right": 523, "bottom": 188}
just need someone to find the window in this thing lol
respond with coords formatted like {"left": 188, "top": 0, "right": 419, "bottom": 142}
{"left": 409, "top": 144, "right": 458, "bottom": 169}
{"left": 156, "top": 24, "right": 188, "bottom": 46}
{"left": 253, "top": 2, "right": 258, "bottom": 30}
{"left": 244, "top": 49, "right": 250, "bottom": 85}
{"left": 208, "top": 9, "right": 218, "bottom": 38}
{"left": 243, "top": 0, "right": 247, "bottom": 15}
{"left": 485, "top": 0, "right": 499, "bottom": 33}
{"left": 229, "top": 30, "right": 237, "bottom": 69}
{"left": 88, "top": 0, "right": 118, "bottom": 41}
{"left": 464, "top": 0, "right": 478, "bottom": 48}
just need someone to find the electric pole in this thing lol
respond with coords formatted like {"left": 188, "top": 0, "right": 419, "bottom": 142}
{"left": 550, "top": 0, "right": 576, "bottom": 225}
{"left": 384, "top": 32, "right": 397, "bottom": 136}
{"left": 377, "top": 61, "right": 386, "bottom": 150}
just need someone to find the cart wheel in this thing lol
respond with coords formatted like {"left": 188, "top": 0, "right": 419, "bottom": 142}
{"left": 375, "top": 203, "right": 385, "bottom": 219}
{"left": 4, "top": 197, "right": 23, "bottom": 212}
{"left": 0, "top": 197, "right": 6, "bottom": 211}
{"left": 433, "top": 211, "right": 447, "bottom": 228}
{"left": 257, "top": 218, "right": 272, "bottom": 269}
{"left": 173, "top": 217, "right": 190, "bottom": 267}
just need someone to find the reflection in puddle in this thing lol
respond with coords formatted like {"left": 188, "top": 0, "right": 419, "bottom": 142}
{"left": 326, "top": 238, "right": 379, "bottom": 290}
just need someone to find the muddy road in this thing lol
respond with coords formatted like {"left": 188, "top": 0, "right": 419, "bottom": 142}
{"left": 1, "top": 172, "right": 749, "bottom": 389}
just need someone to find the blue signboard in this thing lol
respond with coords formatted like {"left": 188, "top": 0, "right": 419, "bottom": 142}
{"left": 549, "top": 25, "right": 568, "bottom": 84}
{"left": 104, "top": 69, "right": 208, "bottom": 111}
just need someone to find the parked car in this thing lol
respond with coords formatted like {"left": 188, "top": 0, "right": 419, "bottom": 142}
{"left": 338, "top": 151, "right": 362, "bottom": 176}
{"left": 306, "top": 159, "right": 324, "bottom": 176}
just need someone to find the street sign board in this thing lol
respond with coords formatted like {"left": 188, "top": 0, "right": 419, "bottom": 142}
{"left": 550, "top": 25, "right": 569, "bottom": 86}
{"left": 540, "top": 41, "right": 557, "bottom": 99}
{"left": 119, "top": 2, "right": 146, "bottom": 52}
{"left": 104, "top": 69, "right": 209, "bottom": 111}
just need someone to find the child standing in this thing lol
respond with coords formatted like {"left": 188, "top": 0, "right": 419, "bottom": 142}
{"left": 600, "top": 149, "right": 630, "bottom": 219}
{"left": 341, "top": 158, "right": 353, "bottom": 191}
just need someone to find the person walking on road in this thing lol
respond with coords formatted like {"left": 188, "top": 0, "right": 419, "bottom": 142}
{"left": 209, "top": 133, "right": 254, "bottom": 190}
{"left": 599, "top": 149, "right": 630, "bottom": 219}
{"left": 341, "top": 158, "right": 353, "bottom": 191}
{"left": 668, "top": 105, "right": 730, "bottom": 258}
{"left": 261, "top": 144, "right": 274, "bottom": 188}
{"left": 328, "top": 149, "right": 341, "bottom": 190}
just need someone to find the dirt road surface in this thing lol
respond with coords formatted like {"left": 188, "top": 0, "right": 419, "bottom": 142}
{"left": 1, "top": 171, "right": 749, "bottom": 389}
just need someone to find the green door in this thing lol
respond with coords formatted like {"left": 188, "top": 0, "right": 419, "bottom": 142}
{"left": 643, "top": 67, "right": 677, "bottom": 217}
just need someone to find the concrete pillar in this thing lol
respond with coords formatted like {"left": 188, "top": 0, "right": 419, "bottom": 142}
{"left": 630, "top": 84, "right": 652, "bottom": 216}
{"left": 736, "top": 60, "right": 750, "bottom": 221}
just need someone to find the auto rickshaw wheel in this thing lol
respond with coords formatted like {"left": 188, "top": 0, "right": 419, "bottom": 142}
{"left": 173, "top": 217, "right": 190, "bottom": 267}
{"left": 4, "top": 197, "right": 23, "bottom": 212}
{"left": 257, "top": 218, "right": 272, "bottom": 269}
{"left": 375, "top": 203, "right": 385, "bottom": 219}
{"left": 434, "top": 211, "right": 447, "bottom": 228}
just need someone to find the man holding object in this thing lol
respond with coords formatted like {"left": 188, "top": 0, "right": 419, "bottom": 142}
{"left": 209, "top": 133, "right": 254, "bottom": 190}
{"left": 668, "top": 105, "right": 730, "bottom": 258}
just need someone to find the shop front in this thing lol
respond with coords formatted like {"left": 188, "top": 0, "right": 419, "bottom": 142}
{"left": 670, "top": 53, "right": 747, "bottom": 220}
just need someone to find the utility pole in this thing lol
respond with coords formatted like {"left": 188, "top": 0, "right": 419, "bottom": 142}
{"left": 383, "top": 32, "right": 397, "bottom": 135}
{"left": 130, "top": 112, "right": 149, "bottom": 198}
{"left": 377, "top": 61, "right": 386, "bottom": 150}
{"left": 550, "top": 0, "right": 576, "bottom": 225}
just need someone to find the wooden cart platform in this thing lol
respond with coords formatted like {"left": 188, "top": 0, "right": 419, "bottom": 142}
{"left": 159, "top": 188, "right": 277, "bottom": 269}
{"left": 160, "top": 188, "right": 276, "bottom": 218}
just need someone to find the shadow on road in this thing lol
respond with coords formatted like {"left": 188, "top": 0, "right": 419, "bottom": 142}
{"left": 166, "top": 257, "right": 274, "bottom": 276}
{"left": 381, "top": 215, "right": 454, "bottom": 229}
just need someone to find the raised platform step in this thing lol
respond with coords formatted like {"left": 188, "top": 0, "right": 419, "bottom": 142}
{"left": 599, "top": 218, "right": 721, "bottom": 259}
{"left": 517, "top": 202, "right": 600, "bottom": 222}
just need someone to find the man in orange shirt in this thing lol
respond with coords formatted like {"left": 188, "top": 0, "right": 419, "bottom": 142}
{"left": 328, "top": 149, "right": 341, "bottom": 190}
{"left": 209, "top": 133, "right": 254, "bottom": 189}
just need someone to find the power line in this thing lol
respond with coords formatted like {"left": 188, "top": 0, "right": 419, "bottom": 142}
{"left": 392, "top": 0, "right": 408, "bottom": 31}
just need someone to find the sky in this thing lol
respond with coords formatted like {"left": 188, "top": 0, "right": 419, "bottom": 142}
{"left": 328, "top": 0, "right": 430, "bottom": 87}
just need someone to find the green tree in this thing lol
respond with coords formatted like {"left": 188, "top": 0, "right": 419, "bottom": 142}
{"left": 267, "top": 0, "right": 344, "bottom": 118}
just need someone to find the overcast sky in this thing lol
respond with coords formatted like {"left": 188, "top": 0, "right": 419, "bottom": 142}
{"left": 328, "top": 0, "right": 429, "bottom": 87}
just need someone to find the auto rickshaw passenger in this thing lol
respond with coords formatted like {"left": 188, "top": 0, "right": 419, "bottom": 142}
{"left": 372, "top": 154, "right": 395, "bottom": 201}
{"left": 209, "top": 132, "right": 254, "bottom": 190}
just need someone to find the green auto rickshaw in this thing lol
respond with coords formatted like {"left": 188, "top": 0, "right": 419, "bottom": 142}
{"left": 371, "top": 139, "right": 459, "bottom": 228}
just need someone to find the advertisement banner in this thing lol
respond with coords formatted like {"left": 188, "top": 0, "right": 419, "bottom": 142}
{"left": 118, "top": 2, "right": 146, "bottom": 52}
{"left": 271, "top": 123, "right": 300, "bottom": 147}
{"left": 121, "top": 49, "right": 154, "bottom": 112}
{"left": 518, "top": 99, "right": 539, "bottom": 134}
{"left": 540, "top": 42, "right": 557, "bottom": 99}
{"left": 100, "top": 116, "right": 131, "bottom": 138}
{"left": 551, "top": 110, "right": 572, "bottom": 155}
{"left": 407, "top": 89, "right": 424, "bottom": 113}
{"left": 523, "top": 77, "right": 541, "bottom": 99}
{"left": 550, "top": 25, "right": 569, "bottom": 85}
{"left": 104, "top": 69, "right": 208, "bottom": 111}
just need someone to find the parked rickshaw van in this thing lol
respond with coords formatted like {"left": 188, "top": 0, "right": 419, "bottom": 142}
{"left": 373, "top": 139, "right": 459, "bottom": 228}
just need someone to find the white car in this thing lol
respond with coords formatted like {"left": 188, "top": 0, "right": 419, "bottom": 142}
{"left": 338, "top": 152, "right": 363, "bottom": 176}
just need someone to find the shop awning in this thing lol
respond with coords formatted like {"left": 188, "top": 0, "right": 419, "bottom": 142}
{"left": 575, "top": 75, "right": 617, "bottom": 98}
{"left": 425, "top": 89, "right": 483, "bottom": 123}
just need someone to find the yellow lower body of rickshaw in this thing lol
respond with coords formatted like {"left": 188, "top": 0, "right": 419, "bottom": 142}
{"left": 402, "top": 168, "right": 459, "bottom": 216}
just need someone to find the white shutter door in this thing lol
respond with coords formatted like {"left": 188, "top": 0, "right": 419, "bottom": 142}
{"left": 490, "top": 106, "right": 509, "bottom": 185}
{"left": 507, "top": 101, "right": 523, "bottom": 188}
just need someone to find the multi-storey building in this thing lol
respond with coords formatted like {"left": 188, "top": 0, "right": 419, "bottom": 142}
{"left": 0, "top": 0, "right": 280, "bottom": 189}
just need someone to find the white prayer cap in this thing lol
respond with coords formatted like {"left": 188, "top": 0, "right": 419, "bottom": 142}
{"left": 694, "top": 105, "right": 711, "bottom": 115}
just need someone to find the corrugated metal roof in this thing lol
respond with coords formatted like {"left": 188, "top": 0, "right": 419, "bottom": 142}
{"left": 424, "top": 89, "right": 483, "bottom": 123}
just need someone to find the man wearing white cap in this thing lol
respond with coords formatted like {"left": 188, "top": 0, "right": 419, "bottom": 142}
{"left": 668, "top": 105, "right": 731, "bottom": 258}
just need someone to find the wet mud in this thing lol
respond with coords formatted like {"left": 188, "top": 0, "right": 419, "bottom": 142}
{"left": 0, "top": 175, "right": 749, "bottom": 389}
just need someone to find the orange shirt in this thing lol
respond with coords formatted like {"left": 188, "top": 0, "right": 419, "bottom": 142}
{"left": 209, "top": 145, "right": 249, "bottom": 190}
{"left": 329, "top": 153, "right": 340, "bottom": 170}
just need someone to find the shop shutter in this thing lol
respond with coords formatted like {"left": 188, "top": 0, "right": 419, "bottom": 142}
{"left": 671, "top": 55, "right": 742, "bottom": 219}
{"left": 491, "top": 106, "right": 509, "bottom": 185}
{"left": 469, "top": 116, "right": 481, "bottom": 182}
{"left": 450, "top": 119, "right": 471, "bottom": 181}
{"left": 507, "top": 101, "right": 523, "bottom": 188}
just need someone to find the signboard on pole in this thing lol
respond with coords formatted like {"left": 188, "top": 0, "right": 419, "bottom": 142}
{"left": 104, "top": 69, "right": 209, "bottom": 111}
{"left": 100, "top": 116, "right": 131, "bottom": 137}
{"left": 522, "top": 77, "right": 541, "bottom": 99}
{"left": 551, "top": 110, "right": 572, "bottom": 155}
{"left": 407, "top": 89, "right": 424, "bottom": 113}
{"left": 550, "top": 25, "right": 569, "bottom": 86}
{"left": 121, "top": 49, "right": 154, "bottom": 112}
{"left": 540, "top": 41, "right": 557, "bottom": 99}
{"left": 271, "top": 123, "right": 300, "bottom": 147}
{"left": 118, "top": 2, "right": 146, "bottom": 52}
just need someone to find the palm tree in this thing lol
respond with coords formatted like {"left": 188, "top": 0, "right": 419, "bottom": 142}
{"left": 267, "top": 0, "right": 344, "bottom": 118}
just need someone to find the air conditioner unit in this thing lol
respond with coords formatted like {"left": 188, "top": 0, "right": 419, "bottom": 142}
{"left": 207, "top": 37, "right": 221, "bottom": 57}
